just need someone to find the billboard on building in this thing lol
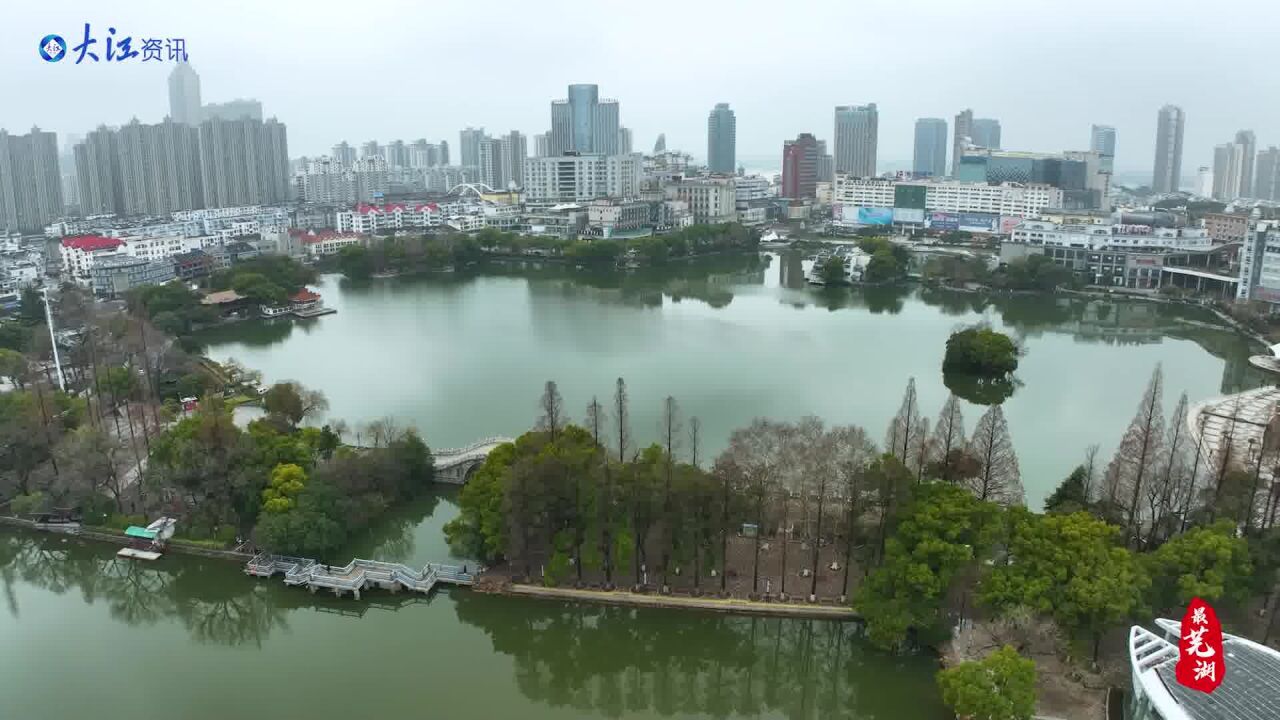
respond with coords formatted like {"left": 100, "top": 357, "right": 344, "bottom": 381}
{"left": 958, "top": 212, "right": 1000, "bottom": 233}
{"left": 999, "top": 216, "right": 1022, "bottom": 235}
{"left": 893, "top": 207, "right": 926, "bottom": 224}
{"left": 894, "top": 184, "right": 927, "bottom": 210}
{"left": 929, "top": 211, "right": 960, "bottom": 231}
{"left": 856, "top": 207, "right": 894, "bottom": 226}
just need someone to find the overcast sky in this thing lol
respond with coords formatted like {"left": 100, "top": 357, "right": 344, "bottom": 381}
{"left": 3, "top": 0, "right": 1274, "bottom": 179}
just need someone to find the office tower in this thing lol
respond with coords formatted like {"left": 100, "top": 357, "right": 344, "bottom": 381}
{"left": 117, "top": 118, "right": 203, "bottom": 216}
{"left": 593, "top": 100, "right": 620, "bottom": 155}
{"left": 198, "top": 116, "right": 289, "bottom": 208}
{"left": 707, "top": 103, "right": 737, "bottom": 174}
{"left": 568, "top": 83, "right": 598, "bottom": 152}
{"left": 168, "top": 61, "right": 202, "bottom": 125}
{"left": 913, "top": 118, "right": 948, "bottom": 178}
{"left": 1236, "top": 130, "right": 1257, "bottom": 198}
{"left": 1152, "top": 105, "right": 1185, "bottom": 194}
{"left": 1256, "top": 147, "right": 1280, "bottom": 202}
{"left": 971, "top": 118, "right": 1001, "bottom": 150}
{"left": 833, "top": 103, "right": 877, "bottom": 177}
{"left": 202, "top": 99, "right": 263, "bottom": 122}
{"left": 1213, "top": 142, "right": 1246, "bottom": 201}
{"left": 331, "top": 141, "right": 357, "bottom": 167}
{"left": 459, "top": 127, "right": 486, "bottom": 168}
{"left": 0, "top": 127, "right": 63, "bottom": 232}
{"left": 952, "top": 109, "right": 973, "bottom": 176}
{"left": 618, "top": 127, "right": 632, "bottom": 154}
{"left": 360, "top": 141, "right": 381, "bottom": 160}
{"left": 782, "top": 133, "right": 819, "bottom": 199}
{"left": 653, "top": 134, "right": 666, "bottom": 153}
{"left": 75, "top": 126, "right": 124, "bottom": 216}
{"left": 1090, "top": 124, "right": 1116, "bottom": 173}
{"left": 501, "top": 131, "right": 526, "bottom": 189}
{"left": 439, "top": 141, "right": 449, "bottom": 166}
{"left": 534, "top": 133, "right": 550, "bottom": 158}
{"left": 549, "top": 101, "right": 572, "bottom": 155}
{"left": 477, "top": 137, "right": 505, "bottom": 190}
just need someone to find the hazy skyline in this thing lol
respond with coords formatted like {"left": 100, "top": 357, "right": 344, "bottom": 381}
{"left": 3, "top": 0, "right": 1275, "bottom": 179}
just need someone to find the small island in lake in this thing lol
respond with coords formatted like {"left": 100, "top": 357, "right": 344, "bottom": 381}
{"left": 943, "top": 326, "right": 1019, "bottom": 377}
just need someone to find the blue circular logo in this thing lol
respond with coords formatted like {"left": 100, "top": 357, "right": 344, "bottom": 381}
{"left": 39, "top": 34, "right": 66, "bottom": 62}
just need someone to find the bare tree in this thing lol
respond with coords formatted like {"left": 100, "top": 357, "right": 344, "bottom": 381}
{"left": 1081, "top": 443, "right": 1100, "bottom": 501}
{"left": 911, "top": 417, "right": 932, "bottom": 482}
{"left": 884, "top": 378, "right": 922, "bottom": 461}
{"left": 689, "top": 416, "right": 702, "bottom": 469}
{"left": 718, "top": 419, "right": 787, "bottom": 595}
{"left": 1146, "top": 393, "right": 1192, "bottom": 544}
{"left": 586, "top": 397, "right": 613, "bottom": 586}
{"left": 613, "top": 378, "right": 630, "bottom": 464}
{"left": 830, "top": 425, "right": 875, "bottom": 599}
{"left": 536, "top": 380, "right": 566, "bottom": 442}
{"left": 1105, "top": 366, "right": 1166, "bottom": 541}
{"left": 659, "top": 396, "right": 682, "bottom": 591}
{"left": 930, "top": 394, "right": 967, "bottom": 482}
{"left": 965, "top": 405, "right": 1024, "bottom": 506}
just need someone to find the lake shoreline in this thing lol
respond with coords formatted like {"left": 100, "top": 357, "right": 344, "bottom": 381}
{"left": 487, "top": 579, "right": 863, "bottom": 620}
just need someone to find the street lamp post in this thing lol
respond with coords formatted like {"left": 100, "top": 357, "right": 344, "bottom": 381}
{"left": 41, "top": 287, "right": 66, "bottom": 391}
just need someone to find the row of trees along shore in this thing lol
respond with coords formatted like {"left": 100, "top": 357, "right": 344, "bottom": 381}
{"left": 336, "top": 224, "right": 761, "bottom": 279}
{"left": 448, "top": 371, "right": 1280, "bottom": 664}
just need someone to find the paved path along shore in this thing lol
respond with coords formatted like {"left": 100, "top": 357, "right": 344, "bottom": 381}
{"left": 504, "top": 583, "right": 861, "bottom": 619}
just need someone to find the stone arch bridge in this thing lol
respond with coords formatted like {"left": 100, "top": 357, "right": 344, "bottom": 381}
{"left": 433, "top": 437, "right": 512, "bottom": 484}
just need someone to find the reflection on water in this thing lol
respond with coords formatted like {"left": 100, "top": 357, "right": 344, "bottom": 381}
{"left": 453, "top": 592, "right": 946, "bottom": 720}
{"left": 1, "top": 528, "right": 945, "bottom": 719}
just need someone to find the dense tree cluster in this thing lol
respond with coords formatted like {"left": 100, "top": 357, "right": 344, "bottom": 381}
{"left": 943, "top": 327, "right": 1019, "bottom": 377}
{"left": 857, "top": 237, "right": 910, "bottom": 284}
{"left": 335, "top": 224, "right": 760, "bottom": 279}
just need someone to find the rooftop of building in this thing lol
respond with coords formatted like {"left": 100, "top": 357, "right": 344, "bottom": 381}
{"left": 201, "top": 289, "right": 244, "bottom": 305}
{"left": 291, "top": 289, "right": 321, "bottom": 303}
{"left": 352, "top": 202, "right": 441, "bottom": 214}
{"left": 1130, "top": 618, "right": 1280, "bottom": 720}
{"left": 288, "top": 229, "right": 363, "bottom": 243}
{"left": 92, "top": 254, "right": 153, "bottom": 269}
{"left": 61, "top": 235, "right": 123, "bottom": 251}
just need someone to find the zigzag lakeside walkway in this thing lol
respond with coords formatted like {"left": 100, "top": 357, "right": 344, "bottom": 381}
{"left": 245, "top": 553, "right": 475, "bottom": 599}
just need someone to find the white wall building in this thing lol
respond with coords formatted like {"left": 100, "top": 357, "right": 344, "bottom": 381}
{"left": 671, "top": 177, "right": 737, "bottom": 224}
{"left": 1238, "top": 220, "right": 1280, "bottom": 304}
{"left": 523, "top": 154, "right": 643, "bottom": 202}
{"left": 335, "top": 203, "right": 444, "bottom": 234}
{"left": 833, "top": 176, "right": 1063, "bottom": 217}
{"left": 1009, "top": 220, "right": 1212, "bottom": 251}
{"left": 291, "top": 230, "right": 365, "bottom": 258}
{"left": 60, "top": 235, "right": 125, "bottom": 283}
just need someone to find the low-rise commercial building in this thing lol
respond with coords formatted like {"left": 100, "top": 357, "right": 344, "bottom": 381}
{"left": 1238, "top": 221, "right": 1280, "bottom": 305}
{"left": 90, "top": 255, "right": 176, "bottom": 298}
{"left": 1202, "top": 212, "right": 1250, "bottom": 245}
{"left": 671, "top": 177, "right": 736, "bottom": 224}
{"left": 587, "top": 199, "right": 650, "bottom": 237}
{"left": 834, "top": 177, "right": 1063, "bottom": 219}
{"left": 292, "top": 229, "right": 365, "bottom": 258}
{"left": 1007, "top": 221, "right": 1217, "bottom": 290}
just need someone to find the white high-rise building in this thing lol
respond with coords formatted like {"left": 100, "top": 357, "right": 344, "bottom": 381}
{"left": 1195, "top": 166, "right": 1214, "bottom": 197}
{"left": 501, "top": 131, "right": 527, "bottom": 190}
{"left": 833, "top": 176, "right": 1062, "bottom": 218}
{"left": 1152, "top": 105, "right": 1185, "bottom": 194}
{"left": 1212, "top": 142, "right": 1246, "bottom": 201}
{"left": 296, "top": 156, "right": 387, "bottom": 204}
{"left": 1236, "top": 130, "right": 1257, "bottom": 198}
{"left": 116, "top": 118, "right": 203, "bottom": 216}
{"left": 75, "top": 126, "right": 123, "bottom": 216}
{"left": 834, "top": 104, "right": 877, "bottom": 177}
{"left": 522, "top": 154, "right": 642, "bottom": 202}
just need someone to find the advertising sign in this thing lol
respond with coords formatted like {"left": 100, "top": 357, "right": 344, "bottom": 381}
{"left": 893, "top": 207, "right": 926, "bottom": 224}
{"left": 929, "top": 211, "right": 960, "bottom": 231}
{"left": 856, "top": 207, "right": 894, "bottom": 226}
{"left": 999, "top": 216, "right": 1022, "bottom": 235}
{"left": 958, "top": 212, "right": 999, "bottom": 233}
{"left": 894, "top": 184, "right": 927, "bottom": 210}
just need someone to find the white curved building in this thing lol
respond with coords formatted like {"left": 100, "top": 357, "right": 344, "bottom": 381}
{"left": 1128, "top": 618, "right": 1280, "bottom": 719}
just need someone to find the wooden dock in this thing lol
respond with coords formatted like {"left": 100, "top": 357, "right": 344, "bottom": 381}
{"left": 245, "top": 553, "right": 474, "bottom": 599}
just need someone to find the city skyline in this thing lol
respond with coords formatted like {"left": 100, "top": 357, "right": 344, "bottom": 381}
{"left": 2, "top": 0, "right": 1276, "bottom": 177}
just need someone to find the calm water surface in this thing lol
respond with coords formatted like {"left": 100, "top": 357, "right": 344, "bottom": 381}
{"left": 200, "top": 252, "right": 1264, "bottom": 508}
{"left": 0, "top": 495, "right": 945, "bottom": 720}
